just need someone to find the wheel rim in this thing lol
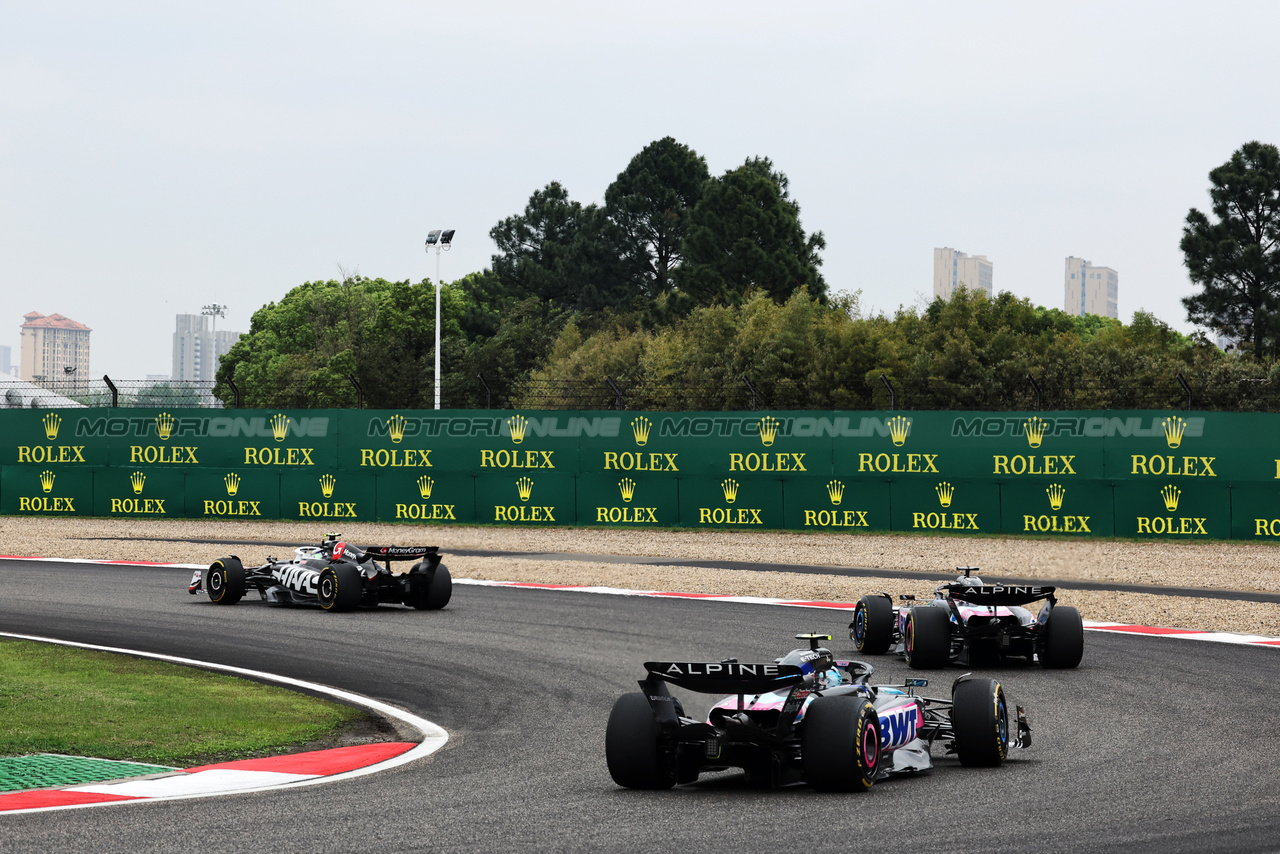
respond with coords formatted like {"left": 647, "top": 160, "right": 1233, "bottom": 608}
{"left": 862, "top": 717, "right": 879, "bottom": 771}
{"left": 905, "top": 617, "right": 914, "bottom": 660}
{"left": 209, "top": 570, "right": 222, "bottom": 594}
{"left": 996, "top": 694, "right": 1008, "bottom": 748}
{"left": 853, "top": 607, "right": 866, "bottom": 646}
{"left": 319, "top": 574, "right": 334, "bottom": 604}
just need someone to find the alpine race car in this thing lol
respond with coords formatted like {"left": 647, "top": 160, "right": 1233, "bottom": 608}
{"left": 849, "top": 567, "right": 1083, "bottom": 669}
{"left": 606, "top": 633, "right": 1031, "bottom": 791}
{"left": 188, "top": 534, "right": 451, "bottom": 612}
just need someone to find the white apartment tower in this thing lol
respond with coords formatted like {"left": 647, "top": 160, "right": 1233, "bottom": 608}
{"left": 933, "top": 248, "right": 993, "bottom": 300}
{"left": 172, "top": 314, "right": 241, "bottom": 383}
{"left": 20, "top": 312, "right": 91, "bottom": 387}
{"left": 1064, "top": 257, "right": 1118, "bottom": 319}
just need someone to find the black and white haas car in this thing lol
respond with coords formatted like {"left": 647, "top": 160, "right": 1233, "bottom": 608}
{"left": 849, "top": 567, "right": 1083, "bottom": 669}
{"left": 189, "top": 533, "right": 451, "bottom": 612}
{"left": 606, "top": 633, "right": 1031, "bottom": 791}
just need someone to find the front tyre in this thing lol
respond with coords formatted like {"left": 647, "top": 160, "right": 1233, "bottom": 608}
{"left": 410, "top": 564, "right": 452, "bottom": 610}
{"left": 206, "top": 557, "right": 245, "bottom": 606}
{"left": 605, "top": 693, "right": 676, "bottom": 789}
{"left": 802, "top": 696, "right": 881, "bottom": 792}
{"left": 317, "top": 563, "right": 363, "bottom": 612}
{"left": 850, "top": 595, "right": 894, "bottom": 655}
{"left": 951, "top": 677, "right": 1010, "bottom": 767}
{"left": 905, "top": 605, "right": 951, "bottom": 669}
{"left": 1040, "top": 605, "right": 1084, "bottom": 668}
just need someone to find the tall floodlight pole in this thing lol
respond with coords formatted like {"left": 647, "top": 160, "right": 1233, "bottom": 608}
{"left": 424, "top": 230, "right": 455, "bottom": 410}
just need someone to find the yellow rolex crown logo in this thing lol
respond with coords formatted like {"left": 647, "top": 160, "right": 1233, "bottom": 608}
{"left": 224, "top": 473, "right": 241, "bottom": 496}
{"left": 888, "top": 415, "right": 911, "bottom": 447}
{"left": 1161, "top": 484, "right": 1181, "bottom": 512}
{"left": 39, "top": 470, "right": 55, "bottom": 493}
{"left": 721, "top": 478, "right": 739, "bottom": 503}
{"left": 508, "top": 415, "right": 528, "bottom": 445}
{"left": 516, "top": 476, "right": 534, "bottom": 502}
{"left": 1046, "top": 483, "right": 1065, "bottom": 511}
{"left": 130, "top": 471, "right": 146, "bottom": 494}
{"left": 1025, "top": 416, "right": 1048, "bottom": 449}
{"left": 388, "top": 414, "right": 407, "bottom": 445}
{"left": 1163, "top": 416, "right": 1186, "bottom": 449}
{"left": 619, "top": 477, "right": 636, "bottom": 503}
{"left": 758, "top": 416, "right": 780, "bottom": 447}
{"left": 155, "top": 412, "right": 175, "bottom": 440}
{"left": 936, "top": 481, "right": 954, "bottom": 508}
{"left": 417, "top": 475, "right": 434, "bottom": 499}
{"left": 271, "top": 413, "right": 291, "bottom": 442}
{"left": 631, "top": 416, "right": 651, "bottom": 447}
{"left": 319, "top": 473, "right": 337, "bottom": 498}
{"left": 42, "top": 413, "right": 61, "bottom": 441}
{"left": 827, "top": 480, "right": 845, "bottom": 506}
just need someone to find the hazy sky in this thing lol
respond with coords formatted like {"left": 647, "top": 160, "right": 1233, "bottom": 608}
{"left": 4, "top": 1, "right": 1279, "bottom": 377}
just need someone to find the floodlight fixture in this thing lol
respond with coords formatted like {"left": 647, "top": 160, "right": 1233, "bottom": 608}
{"left": 440, "top": 229, "right": 455, "bottom": 247}
{"left": 425, "top": 230, "right": 442, "bottom": 246}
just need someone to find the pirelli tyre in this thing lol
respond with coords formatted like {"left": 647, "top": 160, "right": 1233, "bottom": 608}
{"left": 951, "top": 677, "right": 1010, "bottom": 767}
{"left": 1040, "top": 605, "right": 1085, "bottom": 668}
{"left": 605, "top": 693, "right": 676, "bottom": 790}
{"left": 206, "top": 557, "right": 245, "bottom": 606}
{"left": 905, "top": 605, "right": 952, "bottom": 669}
{"left": 802, "top": 696, "right": 881, "bottom": 792}
{"left": 318, "top": 563, "right": 363, "bottom": 612}
{"left": 409, "top": 564, "right": 452, "bottom": 611}
{"left": 850, "top": 595, "right": 894, "bottom": 655}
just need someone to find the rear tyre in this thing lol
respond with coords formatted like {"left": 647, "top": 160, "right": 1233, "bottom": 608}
{"left": 1040, "top": 605, "right": 1084, "bottom": 668}
{"left": 951, "top": 677, "right": 1010, "bottom": 767}
{"left": 206, "top": 557, "right": 245, "bottom": 606}
{"left": 904, "top": 605, "right": 951, "bottom": 669}
{"left": 317, "top": 563, "right": 363, "bottom": 612}
{"left": 850, "top": 595, "right": 894, "bottom": 655}
{"left": 605, "top": 693, "right": 676, "bottom": 789}
{"left": 802, "top": 696, "right": 881, "bottom": 792}
{"left": 410, "top": 564, "right": 452, "bottom": 610}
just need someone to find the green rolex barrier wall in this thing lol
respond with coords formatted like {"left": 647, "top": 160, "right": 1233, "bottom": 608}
{"left": 1, "top": 408, "right": 1275, "bottom": 541}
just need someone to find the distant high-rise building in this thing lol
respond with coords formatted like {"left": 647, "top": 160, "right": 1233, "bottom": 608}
{"left": 1064, "top": 257, "right": 1118, "bottom": 319}
{"left": 172, "top": 314, "right": 241, "bottom": 382}
{"left": 20, "top": 312, "right": 91, "bottom": 388}
{"left": 933, "top": 248, "right": 993, "bottom": 300}
{"left": 0, "top": 345, "right": 10, "bottom": 376}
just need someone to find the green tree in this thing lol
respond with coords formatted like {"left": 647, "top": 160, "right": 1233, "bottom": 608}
{"left": 604, "top": 137, "right": 709, "bottom": 298}
{"left": 1181, "top": 141, "right": 1280, "bottom": 358}
{"left": 215, "top": 276, "right": 466, "bottom": 409}
{"left": 678, "top": 157, "right": 826, "bottom": 308}
{"left": 489, "top": 182, "right": 638, "bottom": 314}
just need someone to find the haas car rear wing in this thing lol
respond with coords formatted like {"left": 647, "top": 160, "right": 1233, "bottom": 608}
{"left": 941, "top": 583, "right": 1056, "bottom": 607}
{"left": 359, "top": 545, "right": 440, "bottom": 561}
{"left": 644, "top": 661, "right": 807, "bottom": 694}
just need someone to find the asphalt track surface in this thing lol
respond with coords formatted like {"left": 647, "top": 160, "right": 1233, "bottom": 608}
{"left": 2, "top": 558, "right": 1279, "bottom": 854}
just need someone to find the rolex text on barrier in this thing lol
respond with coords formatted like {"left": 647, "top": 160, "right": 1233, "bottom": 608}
{"left": 0, "top": 407, "right": 1276, "bottom": 539}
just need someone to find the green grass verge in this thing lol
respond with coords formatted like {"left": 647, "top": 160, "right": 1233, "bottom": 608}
{"left": 0, "top": 639, "right": 364, "bottom": 766}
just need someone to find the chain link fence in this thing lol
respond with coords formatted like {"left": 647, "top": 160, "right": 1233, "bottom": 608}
{"left": 6, "top": 372, "right": 1280, "bottom": 411}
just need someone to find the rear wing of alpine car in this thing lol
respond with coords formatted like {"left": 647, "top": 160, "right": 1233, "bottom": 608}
{"left": 644, "top": 661, "right": 806, "bottom": 695}
{"left": 942, "top": 583, "right": 1056, "bottom": 607}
